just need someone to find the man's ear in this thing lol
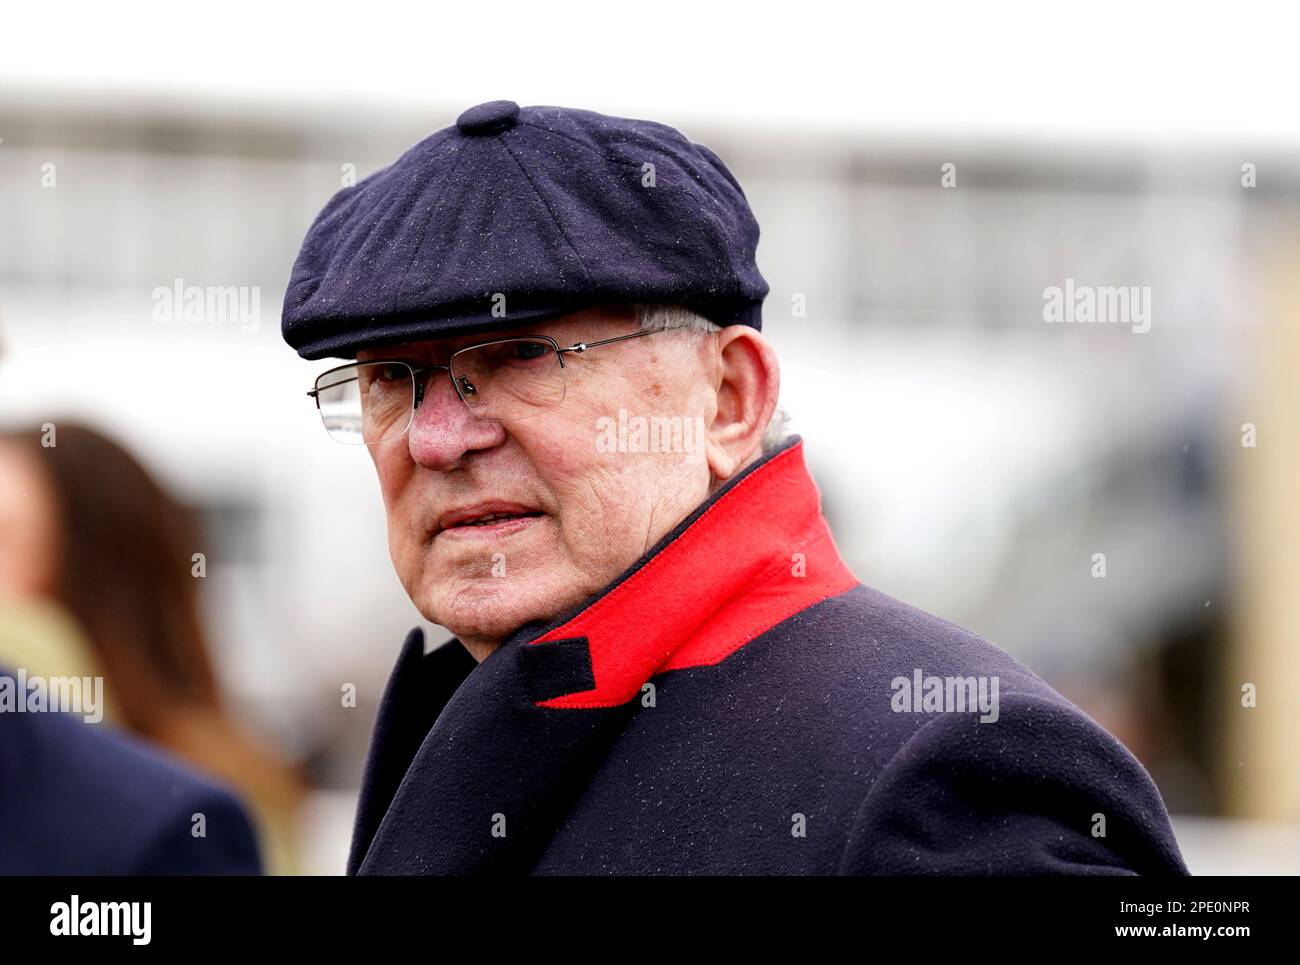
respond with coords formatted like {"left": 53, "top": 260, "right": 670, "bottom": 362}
{"left": 704, "top": 326, "right": 780, "bottom": 483}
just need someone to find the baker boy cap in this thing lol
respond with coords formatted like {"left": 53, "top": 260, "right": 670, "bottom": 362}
{"left": 282, "top": 100, "right": 770, "bottom": 360}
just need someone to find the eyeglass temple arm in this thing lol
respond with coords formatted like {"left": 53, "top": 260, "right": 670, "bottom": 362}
{"left": 557, "top": 329, "right": 662, "bottom": 355}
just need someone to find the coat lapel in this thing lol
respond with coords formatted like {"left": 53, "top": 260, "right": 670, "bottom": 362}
{"left": 353, "top": 626, "right": 637, "bottom": 874}
{"left": 350, "top": 436, "right": 858, "bottom": 874}
{"left": 346, "top": 628, "right": 476, "bottom": 874}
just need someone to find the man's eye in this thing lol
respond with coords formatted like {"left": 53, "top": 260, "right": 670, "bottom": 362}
{"left": 508, "top": 341, "right": 550, "bottom": 362}
{"left": 372, "top": 363, "right": 409, "bottom": 382}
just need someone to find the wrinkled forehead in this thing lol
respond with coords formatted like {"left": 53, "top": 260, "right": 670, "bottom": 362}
{"left": 354, "top": 304, "right": 639, "bottom": 362}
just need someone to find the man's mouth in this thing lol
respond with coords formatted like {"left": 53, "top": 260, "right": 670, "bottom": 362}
{"left": 435, "top": 502, "right": 546, "bottom": 539}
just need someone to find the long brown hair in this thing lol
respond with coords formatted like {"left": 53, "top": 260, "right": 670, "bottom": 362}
{"left": 6, "top": 423, "right": 219, "bottom": 726}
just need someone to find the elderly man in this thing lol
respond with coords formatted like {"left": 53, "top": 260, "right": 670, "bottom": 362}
{"left": 282, "top": 101, "right": 1188, "bottom": 875}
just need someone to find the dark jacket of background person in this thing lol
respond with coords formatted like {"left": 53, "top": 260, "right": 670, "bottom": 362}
{"left": 348, "top": 438, "right": 1190, "bottom": 875}
{"left": 0, "top": 666, "right": 262, "bottom": 874}
{"left": 0, "top": 424, "right": 306, "bottom": 874}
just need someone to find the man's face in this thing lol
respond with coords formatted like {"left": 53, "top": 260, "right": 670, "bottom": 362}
{"left": 359, "top": 306, "right": 717, "bottom": 657}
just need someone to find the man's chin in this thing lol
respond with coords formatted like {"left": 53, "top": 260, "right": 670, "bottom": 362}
{"left": 425, "top": 585, "right": 558, "bottom": 645}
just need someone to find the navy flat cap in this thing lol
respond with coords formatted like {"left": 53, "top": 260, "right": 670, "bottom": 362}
{"left": 282, "top": 100, "right": 769, "bottom": 360}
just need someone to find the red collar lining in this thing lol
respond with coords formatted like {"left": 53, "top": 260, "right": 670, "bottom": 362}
{"left": 527, "top": 440, "right": 858, "bottom": 708}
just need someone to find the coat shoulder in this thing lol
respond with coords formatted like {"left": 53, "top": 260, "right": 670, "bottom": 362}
{"left": 0, "top": 707, "right": 263, "bottom": 874}
{"left": 735, "top": 581, "right": 1065, "bottom": 744}
{"left": 624, "top": 582, "right": 1188, "bottom": 874}
{"left": 836, "top": 686, "right": 1189, "bottom": 874}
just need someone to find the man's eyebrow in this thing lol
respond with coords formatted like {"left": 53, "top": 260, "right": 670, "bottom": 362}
{"left": 357, "top": 349, "right": 444, "bottom": 364}
{"left": 358, "top": 327, "right": 577, "bottom": 363}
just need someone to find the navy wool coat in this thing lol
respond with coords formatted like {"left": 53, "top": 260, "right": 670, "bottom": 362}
{"left": 0, "top": 672, "right": 263, "bottom": 875}
{"left": 348, "top": 437, "right": 1189, "bottom": 875}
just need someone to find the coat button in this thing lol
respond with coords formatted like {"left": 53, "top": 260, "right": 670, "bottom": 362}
{"left": 456, "top": 100, "right": 521, "bottom": 136}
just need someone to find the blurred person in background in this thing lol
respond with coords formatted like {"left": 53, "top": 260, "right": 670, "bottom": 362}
{"left": 0, "top": 422, "right": 307, "bottom": 874}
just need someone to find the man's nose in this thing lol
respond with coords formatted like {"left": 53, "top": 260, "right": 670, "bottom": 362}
{"left": 405, "top": 368, "right": 505, "bottom": 470}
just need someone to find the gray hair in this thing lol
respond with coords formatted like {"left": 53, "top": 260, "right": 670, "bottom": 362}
{"left": 629, "top": 303, "right": 790, "bottom": 454}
